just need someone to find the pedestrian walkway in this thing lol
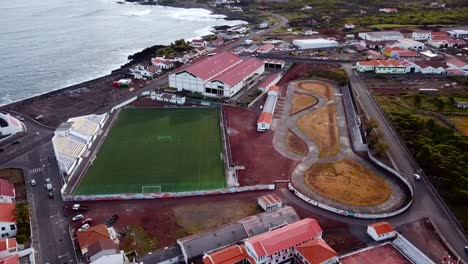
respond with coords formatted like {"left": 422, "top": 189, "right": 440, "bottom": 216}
{"left": 30, "top": 167, "right": 44, "bottom": 174}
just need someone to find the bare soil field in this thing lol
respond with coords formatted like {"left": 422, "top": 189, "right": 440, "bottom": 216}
{"left": 298, "top": 82, "right": 333, "bottom": 100}
{"left": 287, "top": 130, "right": 308, "bottom": 156}
{"left": 341, "top": 244, "right": 411, "bottom": 264}
{"left": 322, "top": 228, "right": 366, "bottom": 254}
{"left": 397, "top": 218, "right": 456, "bottom": 263}
{"left": 297, "top": 104, "right": 340, "bottom": 157}
{"left": 0, "top": 168, "right": 26, "bottom": 201}
{"left": 304, "top": 159, "right": 392, "bottom": 206}
{"left": 447, "top": 115, "right": 468, "bottom": 136}
{"left": 224, "top": 106, "right": 297, "bottom": 185}
{"left": 290, "top": 92, "right": 318, "bottom": 115}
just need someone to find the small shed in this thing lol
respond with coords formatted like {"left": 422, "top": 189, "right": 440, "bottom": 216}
{"left": 258, "top": 194, "right": 282, "bottom": 211}
{"left": 367, "top": 222, "right": 396, "bottom": 241}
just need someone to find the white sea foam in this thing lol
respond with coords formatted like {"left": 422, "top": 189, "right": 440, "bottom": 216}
{"left": 123, "top": 8, "right": 151, "bottom": 16}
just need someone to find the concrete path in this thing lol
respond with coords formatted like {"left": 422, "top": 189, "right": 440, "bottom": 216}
{"left": 272, "top": 80, "right": 407, "bottom": 214}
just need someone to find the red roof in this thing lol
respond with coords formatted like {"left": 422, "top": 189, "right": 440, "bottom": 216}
{"left": 258, "top": 194, "right": 281, "bottom": 207}
{"left": 0, "top": 203, "right": 15, "bottom": 223}
{"left": 257, "top": 112, "right": 273, "bottom": 125}
{"left": 258, "top": 44, "right": 275, "bottom": 52}
{"left": 259, "top": 73, "right": 281, "bottom": 89}
{"left": 397, "top": 51, "right": 419, "bottom": 57}
{"left": 0, "top": 255, "right": 19, "bottom": 264}
{"left": 191, "top": 39, "right": 206, "bottom": 43}
{"left": 214, "top": 58, "right": 264, "bottom": 86}
{"left": 177, "top": 52, "right": 243, "bottom": 81}
{"left": 76, "top": 224, "right": 110, "bottom": 251}
{"left": 0, "top": 179, "right": 14, "bottom": 198}
{"left": 268, "top": 85, "right": 280, "bottom": 93}
{"left": 245, "top": 218, "right": 322, "bottom": 257}
{"left": 431, "top": 31, "right": 448, "bottom": 37}
{"left": 295, "top": 238, "right": 337, "bottom": 264}
{"left": 447, "top": 57, "right": 468, "bottom": 68}
{"left": 358, "top": 60, "right": 380, "bottom": 66}
{"left": 146, "top": 66, "right": 160, "bottom": 73}
{"left": 203, "top": 245, "right": 252, "bottom": 264}
{"left": 369, "top": 222, "right": 394, "bottom": 235}
{"left": 0, "top": 238, "right": 16, "bottom": 252}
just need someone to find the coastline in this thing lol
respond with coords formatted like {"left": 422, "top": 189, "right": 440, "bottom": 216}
{"left": 0, "top": 4, "right": 248, "bottom": 112}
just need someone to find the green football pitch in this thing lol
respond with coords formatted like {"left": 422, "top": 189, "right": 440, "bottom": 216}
{"left": 75, "top": 108, "right": 226, "bottom": 195}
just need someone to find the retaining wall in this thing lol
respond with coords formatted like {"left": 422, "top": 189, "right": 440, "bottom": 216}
{"left": 63, "top": 184, "right": 275, "bottom": 202}
{"left": 110, "top": 96, "right": 137, "bottom": 113}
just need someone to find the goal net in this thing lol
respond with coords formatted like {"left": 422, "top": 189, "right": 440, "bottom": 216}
{"left": 157, "top": 136, "right": 172, "bottom": 142}
{"left": 142, "top": 185, "right": 162, "bottom": 193}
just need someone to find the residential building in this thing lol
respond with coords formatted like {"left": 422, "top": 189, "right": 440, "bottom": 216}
{"left": 151, "top": 59, "right": 174, "bottom": 70}
{"left": 447, "top": 57, "right": 468, "bottom": 75}
{"left": 275, "top": 43, "right": 292, "bottom": 51}
{"left": 244, "top": 218, "right": 323, "bottom": 264}
{"left": 428, "top": 36, "right": 465, "bottom": 48}
{"left": 209, "top": 38, "right": 224, "bottom": 47}
{"left": 257, "top": 44, "right": 275, "bottom": 54}
{"left": 355, "top": 60, "right": 407, "bottom": 74}
{"left": 0, "top": 113, "right": 25, "bottom": 140}
{"left": 244, "top": 45, "right": 259, "bottom": 53}
{"left": 395, "top": 38, "right": 425, "bottom": 50}
{"left": 191, "top": 39, "right": 208, "bottom": 48}
{"left": 0, "top": 238, "right": 17, "bottom": 259}
{"left": 129, "top": 65, "right": 159, "bottom": 80}
{"left": 258, "top": 73, "right": 282, "bottom": 92}
{"left": 0, "top": 255, "right": 19, "bottom": 264}
{"left": 295, "top": 237, "right": 338, "bottom": 264}
{"left": 0, "top": 180, "right": 14, "bottom": 204}
{"left": 292, "top": 38, "right": 338, "bottom": 49}
{"left": 257, "top": 86, "right": 279, "bottom": 132}
{"left": 446, "top": 29, "right": 468, "bottom": 39}
{"left": 0, "top": 203, "right": 16, "bottom": 239}
{"left": 87, "top": 239, "right": 126, "bottom": 264}
{"left": 150, "top": 92, "right": 186, "bottom": 105}
{"left": 367, "top": 222, "right": 396, "bottom": 241}
{"left": 344, "top": 23, "right": 355, "bottom": 29}
{"left": 413, "top": 61, "right": 447, "bottom": 74}
{"left": 411, "top": 31, "right": 431, "bottom": 41}
{"left": 383, "top": 47, "right": 421, "bottom": 61}
{"left": 263, "top": 59, "right": 285, "bottom": 70}
{"left": 194, "top": 47, "right": 208, "bottom": 56}
{"left": 202, "top": 245, "right": 252, "bottom": 264}
{"left": 358, "top": 31, "right": 403, "bottom": 42}
{"left": 169, "top": 52, "right": 265, "bottom": 98}
{"left": 303, "top": 30, "right": 319, "bottom": 36}
{"left": 258, "top": 194, "right": 282, "bottom": 211}
{"left": 76, "top": 224, "right": 112, "bottom": 255}
{"left": 379, "top": 7, "right": 398, "bottom": 13}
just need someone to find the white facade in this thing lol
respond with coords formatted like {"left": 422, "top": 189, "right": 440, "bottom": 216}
{"left": 396, "top": 38, "right": 425, "bottom": 50}
{"left": 358, "top": 31, "right": 403, "bottom": 41}
{"left": 90, "top": 251, "right": 125, "bottom": 264}
{"left": 447, "top": 30, "right": 468, "bottom": 38}
{"left": 244, "top": 242, "right": 295, "bottom": 264}
{"left": 367, "top": 225, "right": 396, "bottom": 241}
{"left": 292, "top": 38, "right": 338, "bottom": 49}
{"left": 375, "top": 65, "right": 407, "bottom": 74}
{"left": 412, "top": 31, "right": 431, "bottom": 40}
{"left": 0, "top": 113, "right": 25, "bottom": 139}
{"left": 0, "top": 222, "right": 17, "bottom": 239}
{"left": 130, "top": 65, "right": 157, "bottom": 80}
{"left": 150, "top": 92, "right": 186, "bottom": 105}
{"left": 420, "top": 66, "right": 446, "bottom": 74}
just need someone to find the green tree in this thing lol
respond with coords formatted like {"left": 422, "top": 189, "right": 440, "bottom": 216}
{"left": 414, "top": 95, "right": 422, "bottom": 108}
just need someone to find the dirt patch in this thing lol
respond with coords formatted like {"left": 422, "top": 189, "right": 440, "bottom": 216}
{"left": 287, "top": 130, "right": 308, "bottom": 156}
{"left": 224, "top": 106, "right": 297, "bottom": 185}
{"left": 397, "top": 218, "right": 456, "bottom": 263}
{"left": 304, "top": 159, "right": 392, "bottom": 206}
{"left": 297, "top": 104, "right": 340, "bottom": 157}
{"left": 0, "top": 168, "right": 26, "bottom": 201}
{"left": 291, "top": 92, "right": 318, "bottom": 115}
{"left": 322, "top": 228, "right": 366, "bottom": 254}
{"left": 341, "top": 244, "right": 411, "bottom": 264}
{"left": 447, "top": 115, "right": 468, "bottom": 136}
{"left": 120, "top": 225, "right": 157, "bottom": 256}
{"left": 298, "top": 82, "right": 333, "bottom": 100}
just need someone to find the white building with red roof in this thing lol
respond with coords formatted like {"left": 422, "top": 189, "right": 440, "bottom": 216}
{"left": 258, "top": 73, "right": 282, "bottom": 92}
{"left": 367, "top": 222, "right": 396, "bottom": 241}
{"left": 447, "top": 57, "right": 468, "bottom": 75}
{"left": 151, "top": 58, "right": 174, "bottom": 70}
{"left": 258, "top": 194, "right": 282, "bottom": 211}
{"left": 0, "top": 203, "right": 16, "bottom": 239}
{"left": 257, "top": 86, "right": 279, "bottom": 132}
{"left": 0, "top": 180, "right": 14, "bottom": 204}
{"left": 203, "top": 244, "right": 253, "bottom": 264}
{"left": 244, "top": 218, "right": 323, "bottom": 263}
{"left": 356, "top": 60, "right": 407, "bottom": 74}
{"left": 191, "top": 39, "right": 208, "bottom": 48}
{"left": 257, "top": 44, "right": 275, "bottom": 54}
{"left": 169, "top": 52, "right": 264, "bottom": 98}
{"left": 295, "top": 237, "right": 338, "bottom": 264}
{"left": 0, "top": 238, "right": 17, "bottom": 259}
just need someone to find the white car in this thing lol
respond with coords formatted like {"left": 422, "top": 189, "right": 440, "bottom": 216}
{"left": 414, "top": 174, "right": 421, "bottom": 181}
{"left": 78, "top": 224, "right": 90, "bottom": 231}
{"left": 72, "top": 214, "right": 84, "bottom": 222}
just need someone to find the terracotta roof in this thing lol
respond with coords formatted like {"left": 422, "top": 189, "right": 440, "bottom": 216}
{"left": 397, "top": 51, "right": 419, "bottom": 57}
{"left": 259, "top": 73, "right": 281, "bottom": 89}
{"left": 414, "top": 60, "right": 447, "bottom": 69}
{"left": 0, "top": 238, "right": 16, "bottom": 252}
{"left": 258, "top": 194, "right": 281, "bottom": 207}
{"left": 203, "top": 244, "right": 250, "bottom": 264}
{"left": 76, "top": 224, "right": 111, "bottom": 251}
{"left": 431, "top": 31, "right": 448, "bottom": 37}
{"left": 0, "top": 179, "right": 14, "bottom": 198}
{"left": 0, "top": 203, "right": 15, "bottom": 222}
{"left": 369, "top": 222, "right": 394, "bottom": 235}
{"left": 87, "top": 239, "right": 118, "bottom": 258}
{"left": 177, "top": 52, "right": 243, "bottom": 80}
{"left": 258, "top": 44, "right": 275, "bottom": 51}
{"left": 268, "top": 85, "right": 280, "bottom": 93}
{"left": 357, "top": 60, "right": 380, "bottom": 66}
{"left": 214, "top": 58, "right": 264, "bottom": 86}
{"left": 295, "top": 238, "right": 337, "bottom": 264}
{"left": 192, "top": 39, "right": 206, "bottom": 43}
{"left": 447, "top": 57, "right": 468, "bottom": 68}
{"left": 257, "top": 112, "right": 273, "bottom": 125}
{"left": 0, "top": 255, "right": 19, "bottom": 264}
{"left": 146, "top": 66, "right": 160, "bottom": 73}
{"left": 245, "top": 218, "right": 322, "bottom": 257}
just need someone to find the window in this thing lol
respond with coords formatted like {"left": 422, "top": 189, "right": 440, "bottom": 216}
{"left": 10, "top": 224, "right": 15, "bottom": 230}
{"left": 1, "top": 227, "right": 5, "bottom": 231}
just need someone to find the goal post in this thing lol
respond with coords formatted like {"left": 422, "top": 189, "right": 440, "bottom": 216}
{"left": 157, "top": 136, "right": 172, "bottom": 142}
{"left": 141, "top": 185, "right": 162, "bottom": 193}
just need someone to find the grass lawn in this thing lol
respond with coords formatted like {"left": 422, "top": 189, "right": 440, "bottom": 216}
{"left": 76, "top": 108, "right": 225, "bottom": 194}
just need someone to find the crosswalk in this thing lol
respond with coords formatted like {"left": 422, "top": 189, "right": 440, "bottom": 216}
{"left": 29, "top": 167, "right": 44, "bottom": 174}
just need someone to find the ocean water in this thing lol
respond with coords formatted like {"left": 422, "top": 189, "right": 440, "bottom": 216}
{"left": 0, "top": 0, "right": 245, "bottom": 105}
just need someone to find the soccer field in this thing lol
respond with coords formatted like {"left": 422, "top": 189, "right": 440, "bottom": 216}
{"left": 75, "top": 108, "right": 226, "bottom": 195}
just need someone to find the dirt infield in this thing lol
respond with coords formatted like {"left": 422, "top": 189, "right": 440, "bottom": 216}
{"left": 224, "top": 105, "right": 297, "bottom": 185}
{"left": 298, "top": 82, "right": 334, "bottom": 100}
{"left": 297, "top": 104, "right": 340, "bottom": 157}
{"left": 290, "top": 92, "right": 318, "bottom": 115}
{"left": 341, "top": 244, "right": 411, "bottom": 264}
{"left": 304, "top": 159, "right": 392, "bottom": 206}
{"left": 287, "top": 130, "right": 308, "bottom": 156}
{"left": 447, "top": 115, "right": 468, "bottom": 136}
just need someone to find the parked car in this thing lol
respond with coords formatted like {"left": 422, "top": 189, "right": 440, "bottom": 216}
{"left": 414, "top": 174, "right": 421, "bottom": 181}
{"left": 30, "top": 179, "right": 36, "bottom": 186}
{"left": 72, "top": 204, "right": 89, "bottom": 211}
{"left": 78, "top": 224, "right": 90, "bottom": 231}
{"left": 48, "top": 191, "right": 54, "bottom": 199}
{"left": 72, "top": 214, "right": 84, "bottom": 222}
{"left": 34, "top": 115, "right": 43, "bottom": 120}
{"left": 81, "top": 218, "right": 93, "bottom": 225}
{"left": 105, "top": 215, "right": 119, "bottom": 226}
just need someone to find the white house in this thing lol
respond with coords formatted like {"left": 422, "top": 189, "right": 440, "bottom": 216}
{"left": 87, "top": 239, "right": 126, "bottom": 264}
{"left": 358, "top": 31, "right": 403, "bottom": 41}
{"left": 446, "top": 29, "right": 468, "bottom": 39}
{"left": 151, "top": 59, "right": 174, "bottom": 70}
{"left": 413, "top": 61, "right": 447, "bottom": 74}
{"left": 169, "top": 52, "right": 264, "bottom": 98}
{"left": 396, "top": 38, "right": 425, "bottom": 50}
{"left": 0, "top": 180, "right": 14, "bottom": 204}
{"left": 129, "top": 65, "right": 159, "bottom": 80}
{"left": 367, "top": 222, "right": 396, "bottom": 241}
{"left": 0, "top": 203, "right": 17, "bottom": 239}
{"left": 344, "top": 23, "right": 355, "bottom": 29}
{"left": 150, "top": 92, "right": 186, "bottom": 105}
{"left": 191, "top": 39, "right": 208, "bottom": 48}
{"left": 292, "top": 38, "right": 338, "bottom": 49}
{"left": 411, "top": 31, "right": 431, "bottom": 41}
{"left": 379, "top": 7, "right": 398, "bottom": 13}
{"left": 258, "top": 194, "right": 282, "bottom": 212}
